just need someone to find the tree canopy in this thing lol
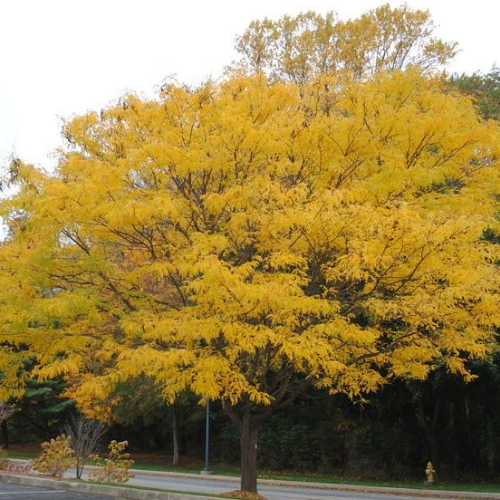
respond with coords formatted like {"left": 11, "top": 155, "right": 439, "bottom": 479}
{"left": 448, "top": 66, "right": 500, "bottom": 121}
{"left": 1, "top": 68, "right": 500, "bottom": 491}
{"left": 235, "top": 4, "right": 457, "bottom": 84}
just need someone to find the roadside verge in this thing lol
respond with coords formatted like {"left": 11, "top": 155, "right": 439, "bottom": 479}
{"left": 3, "top": 463, "right": 500, "bottom": 500}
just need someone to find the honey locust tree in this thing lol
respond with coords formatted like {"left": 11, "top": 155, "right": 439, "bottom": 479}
{"left": 1, "top": 70, "right": 500, "bottom": 493}
{"left": 235, "top": 4, "right": 457, "bottom": 84}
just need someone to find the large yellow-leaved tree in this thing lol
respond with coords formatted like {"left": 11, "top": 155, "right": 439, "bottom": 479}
{"left": 1, "top": 70, "right": 500, "bottom": 492}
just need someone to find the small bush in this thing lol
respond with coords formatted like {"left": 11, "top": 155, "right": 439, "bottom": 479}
{"left": 90, "top": 440, "right": 134, "bottom": 483}
{"left": 31, "top": 435, "right": 76, "bottom": 478}
{"left": 0, "top": 447, "right": 9, "bottom": 470}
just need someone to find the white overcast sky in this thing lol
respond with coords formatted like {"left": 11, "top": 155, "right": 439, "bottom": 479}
{"left": 0, "top": 0, "right": 498, "bottom": 171}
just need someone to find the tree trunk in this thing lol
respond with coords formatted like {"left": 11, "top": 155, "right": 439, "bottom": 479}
{"left": 1, "top": 421, "right": 8, "bottom": 450}
{"left": 240, "top": 410, "right": 259, "bottom": 493}
{"left": 224, "top": 384, "right": 301, "bottom": 494}
{"left": 447, "top": 401, "right": 459, "bottom": 474}
{"left": 172, "top": 406, "right": 180, "bottom": 466}
{"left": 76, "top": 457, "right": 83, "bottom": 479}
{"left": 416, "top": 398, "right": 440, "bottom": 470}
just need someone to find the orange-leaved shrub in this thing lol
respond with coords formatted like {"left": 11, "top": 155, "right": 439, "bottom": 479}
{"left": 31, "top": 435, "right": 76, "bottom": 478}
{"left": 90, "top": 440, "right": 134, "bottom": 483}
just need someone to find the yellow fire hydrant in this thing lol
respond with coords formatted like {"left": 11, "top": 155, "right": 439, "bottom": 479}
{"left": 425, "top": 461, "right": 435, "bottom": 484}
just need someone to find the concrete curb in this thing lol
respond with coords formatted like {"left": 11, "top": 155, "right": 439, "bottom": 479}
{"left": 6, "top": 459, "right": 500, "bottom": 499}
{"left": 0, "top": 472, "right": 217, "bottom": 500}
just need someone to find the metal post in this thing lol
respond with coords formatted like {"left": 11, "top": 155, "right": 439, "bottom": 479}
{"left": 201, "top": 397, "right": 212, "bottom": 474}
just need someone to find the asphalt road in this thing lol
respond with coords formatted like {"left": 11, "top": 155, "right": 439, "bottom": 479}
{"left": 119, "top": 471, "right": 452, "bottom": 500}
{"left": 0, "top": 482, "right": 110, "bottom": 499}
{"left": 0, "top": 478, "right": 455, "bottom": 500}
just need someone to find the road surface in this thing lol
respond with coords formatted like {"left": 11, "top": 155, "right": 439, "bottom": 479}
{"left": 129, "top": 474, "right": 376, "bottom": 499}
{"left": 0, "top": 481, "right": 110, "bottom": 499}
{"left": 97, "top": 469, "right": 468, "bottom": 500}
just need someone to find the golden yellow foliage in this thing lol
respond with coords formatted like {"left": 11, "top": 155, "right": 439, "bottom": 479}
{"left": 0, "top": 70, "right": 499, "bottom": 460}
{"left": 235, "top": 5, "right": 457, "bottom": 83}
